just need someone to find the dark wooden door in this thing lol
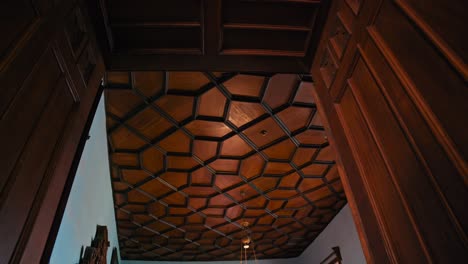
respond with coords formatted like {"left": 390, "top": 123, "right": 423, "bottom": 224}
{"left": 310, "top": 0, "right": 467, "bottom": 263}
{"left": 0, "top": 0, "right": 104, "bottom": 263}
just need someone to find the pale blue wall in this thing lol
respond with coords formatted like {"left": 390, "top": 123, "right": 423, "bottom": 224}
{"left": 297, "top": 204, "right": 366, "bottom": 264}
{"left": 50, "top": 96, "right": 120, "bottom": 264}
{"left": 122, "top": 205, "right": 365, "bottom": 264}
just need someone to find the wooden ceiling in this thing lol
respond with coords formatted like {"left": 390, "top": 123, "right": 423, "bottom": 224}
{"left": 105, "top": 71, "right": 346, "bottom": 261}
{"left": 88, "top": 0, "right": 330, "bottom": 72}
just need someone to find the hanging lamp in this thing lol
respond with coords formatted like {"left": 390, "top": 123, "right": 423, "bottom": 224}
{"left": 239, "top": 221, "right": 258, "bottom": 264}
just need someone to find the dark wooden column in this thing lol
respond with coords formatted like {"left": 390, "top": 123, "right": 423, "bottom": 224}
{"left": 0, "top": 0, "right": 105, "bottom": 262}
{"left": 310, "top": 0, "right": 468, "bottom": 262}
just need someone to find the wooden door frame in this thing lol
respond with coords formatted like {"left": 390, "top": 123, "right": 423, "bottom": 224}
{"left": 7, "top": 0, "right": 464, "bottom": 263}
{"left": 39, "top": 75, "right": 369, "bottom": 263}
{"left": 40, "top": 86, "right": 104, "bottom": 263}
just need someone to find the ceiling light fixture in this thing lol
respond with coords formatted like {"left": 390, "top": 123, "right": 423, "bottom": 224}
{"left": 240, "top": 221, "right": 258, "bottom": 264}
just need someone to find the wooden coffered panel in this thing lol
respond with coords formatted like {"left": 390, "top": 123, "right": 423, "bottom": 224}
{"left": 87, "top": 0, "right": 331, "bottom": 72}
{"left": 104, "top": 71, "right": 346, "bottom": 261}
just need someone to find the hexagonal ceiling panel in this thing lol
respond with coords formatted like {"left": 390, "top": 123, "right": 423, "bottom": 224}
{"left": 105, "top": 72, "right": 346, "bottom": 261}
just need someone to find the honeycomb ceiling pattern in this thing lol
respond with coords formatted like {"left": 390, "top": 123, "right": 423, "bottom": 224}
{"left": 104, "top": 72, "right": 346, "bottom": 261}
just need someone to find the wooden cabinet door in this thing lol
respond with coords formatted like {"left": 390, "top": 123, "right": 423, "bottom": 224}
{"left": 310, "top": 0, "right": 468, "bottom": 263}
{"left": 0, "top": 0, "right": 104, "bottom": 263}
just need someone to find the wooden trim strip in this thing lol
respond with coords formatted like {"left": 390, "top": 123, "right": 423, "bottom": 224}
{"left": 223, "top": 23, "right": 311, "bottom": 32}
{"left": 347, "top": 58, "right": 433, "bottom": 262}
{"left": 111, "top": 22, "right": 201, "bottom": 28}
{"left": 219, "top": 49, "right": 305, "bottom": 57}
{"left": 115, "top": 48, "right": 203, "bottom": 55}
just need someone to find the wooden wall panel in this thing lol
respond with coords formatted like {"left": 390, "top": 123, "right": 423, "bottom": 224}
{"left": 372, "top": 0, "right": 468, "bottom": 176}
{"left": 0, "top": 0, "right": 105, "bottom": 263}
{"left": 0, "top": 76, "right": 75, "bottom": 263}
{"left": 88, "top": 0, "right": 331, "bottom": 72}
{"left": 0, "top": 48, "right": 62, "bottom": 193}
{"left": 396, "top": 0, "right": 467, "bottom": 75}
{"left": 336, "top": 73, "right": 427, "bottom": 262}
{"left": 311, "top": 0, "right": 468, "bottom": 262}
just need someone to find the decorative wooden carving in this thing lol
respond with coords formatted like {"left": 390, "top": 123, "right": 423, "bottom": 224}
{"left": 79, "top": 225, "right": 110, "bottom": 264}
{"left": 104, "top": 72, "right": 346, "bottom": 261}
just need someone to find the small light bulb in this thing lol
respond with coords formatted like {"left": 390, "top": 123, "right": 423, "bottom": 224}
{"left": 243, "top": 244, "right": 250, "bottom": 249}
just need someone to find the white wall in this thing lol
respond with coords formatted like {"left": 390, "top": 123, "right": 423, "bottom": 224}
{"left": 50, "top": 96, "right": 120, "bottom": 264}
{"left": 122, "top": 205, "right": 365, "bottom": 264}
{"left": 298, "top": 204, "right": 366, "bottom": 264}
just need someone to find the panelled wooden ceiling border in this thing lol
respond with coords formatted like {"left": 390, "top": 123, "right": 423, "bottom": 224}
{"left": 104, "top": 71, "right": 346, "bottom": 261}
{"left": 87, "top": 0, "right": 331, "bottom": 72}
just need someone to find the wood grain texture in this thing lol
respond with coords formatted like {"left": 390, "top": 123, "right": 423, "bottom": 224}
{"left": 311, "top": 0, "right": 468, "bottom": 262}
{"left": 0, "top": 0, "right": 105, "bottom": 263}
{"left": 104, "top": 72, "right": 345, "bottom": 261}
{"left": 87, "top": 0, "right": 330, "bottom": 72}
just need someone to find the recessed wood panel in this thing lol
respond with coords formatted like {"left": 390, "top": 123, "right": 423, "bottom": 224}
{"left": 89, "top": 0, "right": 330, "bottom": 72}
{"left": 108, "top": 0, "right": 201, "bottom": 23}
{"left": 105, "top": 89, "right": 143, "bottom": 118}
{"left": 263, "top": 139, "right": 296, "bottom": 160}
{"left": 401, "top": 0, "right": 467, "bottom": 64}
{"left": 222, "top": 28, "right": 309, "bottom": 54}
{"left": 223, "top": 74, "right": 265, "bottom": 97}
{"left": 0, "top": 48, "right": 62, "bottom": 192}
{"left": 277, "top": 106, "right": 314, "bottom": 132}
{"left": 112, "top": 27, "right": 202, "bottom": 52}
{"left": 198, "top": 88, "right": 227, "bottom": 117}
{"left": 337, "top": 81, "right": 428, "bottom": 262}
{"left": 127, "top": 108, "right": 173, "bottom": 139}
{"left": 167, "top": 72, "right": 211, "bottom": 91}
{"left": 105, "top": 72, "right": 344, "bottom": 261}
{"left": 263, "top": 74, "right": 298, "bottom": 109}
{"left": 133, "top": 71, "right": 164, "bottom": 97}
{"left": 0, "top": 77, "right": 75, "bottom": 263}
{"left": 222, "top": 1, "right": 318, "bottom": 27}
{"left": 185, "top": 120, "right": 232, "bottom": 138}
{"left": 154, "top": 95, "right": 194, "bottom": 122}
{"left": 373, "top": 0, "right": 468, "bottom": 165}
{"left": 243, "top": 117, "right": 287, "bottom": 148}
{"left": 228, "top": 101, "right": 266, "bottom": 128}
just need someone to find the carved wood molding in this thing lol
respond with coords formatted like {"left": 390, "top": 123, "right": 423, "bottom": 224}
{"left": 79, "top": 225, "right": 110, "bottom": 264}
